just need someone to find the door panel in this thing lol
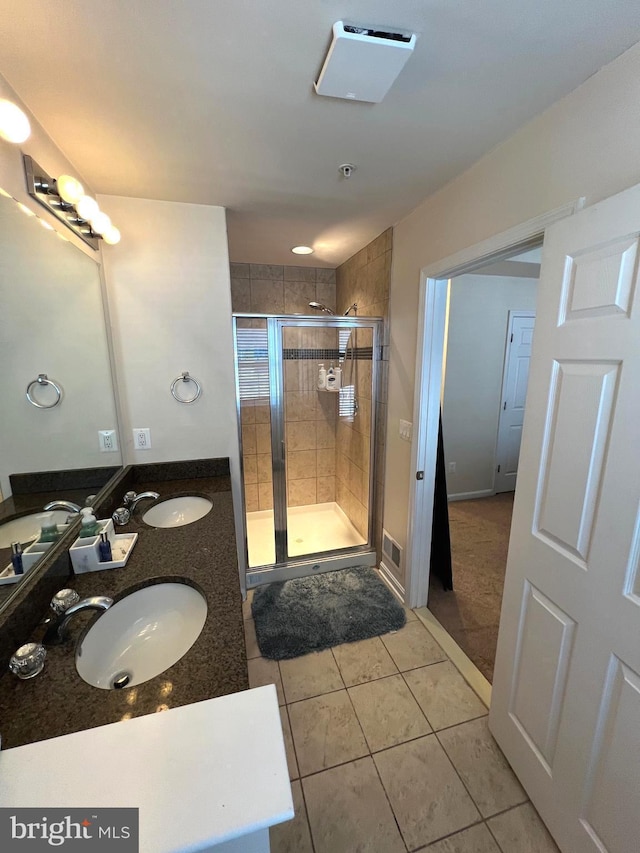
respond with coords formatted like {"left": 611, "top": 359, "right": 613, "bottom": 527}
{"left": 495, "top": 312, "right": 535, "bottom": 492}
{"left": 509, "top": 582, "right": 576, "bottom": 774}
{"left": 490, "top": 182, "right": 640, "bottom": 852}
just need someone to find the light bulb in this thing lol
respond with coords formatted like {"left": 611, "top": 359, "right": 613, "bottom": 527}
{"left": 291, "top": 246, "right": 314, "bottom": 255}
{"left": 76, "top": 195, "right": 99, "bottom": 221}
{"left": 56, "top": 174, "right": 84, "bottom": 204}
{"left": 102, "top": 225, "right": 121, "bottom": 245}
{"left": 0, "top": 99, "right": 31, "bottom": 143}
{"left": 90, "top": 211, "right": 112, "bottom": 235}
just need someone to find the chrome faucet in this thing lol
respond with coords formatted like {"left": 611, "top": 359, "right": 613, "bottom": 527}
{"left": 43, "top": 596, "right": 113, "bottom": 645}
{"left": 43, "top": 500, "right": 82, "bottom": 513}
{"left": 112, "top": 490, "right": 160, "bottom": 526}
{"left": 124, "top": 491, "right": 160, "bottom": 511}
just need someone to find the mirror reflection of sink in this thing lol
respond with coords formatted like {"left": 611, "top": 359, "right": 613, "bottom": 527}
{"left": 76, "top": 581, "right": 207, "bottom": 690}
{"left": 0, "top": 510, "right": 70, "bottom": 549}
{"left": 142, "top": 496, "right": 212, "bottom": 529}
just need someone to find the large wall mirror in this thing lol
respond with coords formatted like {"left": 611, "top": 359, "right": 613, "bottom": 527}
{"left": 0, "top": 189, "right": 122, "bottom": 610}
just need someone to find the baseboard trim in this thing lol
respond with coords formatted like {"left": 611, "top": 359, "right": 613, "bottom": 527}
{"left": 447, "top": 489, "right": 495, "bottom": 502}
{"left": 414, "top": 607, "right": 492, "bottom": 708}
{"left": 378, "top": 560, "right": 405, "bottom": 604}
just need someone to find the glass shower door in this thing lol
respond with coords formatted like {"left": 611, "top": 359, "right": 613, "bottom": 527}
{"left": 279, "top": 319, "right": 376, "bottom": 562}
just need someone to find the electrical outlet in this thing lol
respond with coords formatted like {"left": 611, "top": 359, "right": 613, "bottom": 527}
{"left": 448, "top": 461, "right": 456, "bottom": 474}
{"left": 98, "top": 430, "right": 119, "bottom": 452}
{"left": 133, "top": 428, "right": 151, "bottom": 450}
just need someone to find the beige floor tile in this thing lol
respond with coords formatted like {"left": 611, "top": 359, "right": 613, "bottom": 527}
{"left": 270, "top": 780, "right": 313, "bottom": 853}
{"left": 438, "top": 717, "right": 527, "bottom": 818}
{"left": 242, "top": 589, "right": 254, "bottom": 621}
{"left": 279, "top": 649, "right": 343, "bottom": 703}
{"left": 381, "top": 620, "right": 447, "bottom": 671}
{"left": 279, "top": 706, "right": 299, "bottom": 781}
{"left": 244, "top": 618, "right": 261, "bottom": 659}
{"left": 425, "top": 823, "right": 501, "bottom": 852}
{"left": 332, "top": 636, "right": 398, "bottom": 686}
{"left": 288, "top": 690, "right": 368, "bottom": 776}
{"left": 487, "top": 803, "right": 560, "bottom": 853}
{"left": 247, "top": 657, "right": 284, "bottom": 705}
{"left": 374, "top": 734, "right": 480, "bottom": 850}
{"left": 404, "top": 606, "right": 418, "bottom": 622}
{"left": 303, "top": 757, "right": 405, "bottom": 853}
{"left": 349, "top": 674, "right": 431, "bottom": 752}
{"left": 404, "top": 661, "right": 487, "bottom": 730}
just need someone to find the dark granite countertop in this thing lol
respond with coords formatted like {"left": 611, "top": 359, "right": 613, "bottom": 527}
{"left": 0, "top": 474, "right": 248, "bottom": 749}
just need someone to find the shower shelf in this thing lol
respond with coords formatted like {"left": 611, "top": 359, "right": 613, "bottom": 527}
{"left": 317, "top": 388, "right": 340, "bottom": 393}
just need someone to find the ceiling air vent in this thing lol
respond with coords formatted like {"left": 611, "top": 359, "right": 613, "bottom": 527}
{"left": 315, "top": 21, "right": 416, "bottom": 104}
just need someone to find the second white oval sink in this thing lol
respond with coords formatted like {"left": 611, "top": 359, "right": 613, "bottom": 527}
{"left": 0, "top": 510, "right": 70, "bottom": 549}
{"left": 143, "top": 496, "right": 212, "bottom": 529}
{"left": 76, "top": 581, "right": 207, "bottom": 690}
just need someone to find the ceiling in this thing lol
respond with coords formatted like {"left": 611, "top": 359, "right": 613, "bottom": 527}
{"left": 1, "top": 2, "right": 639, "bottom": 267}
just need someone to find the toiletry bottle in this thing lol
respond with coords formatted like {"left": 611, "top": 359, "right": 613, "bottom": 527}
{"left": 334, "top": 363, "right": 342, "bottom": 390}
{"left": 318, "top": 363, "right": 327, "bottom": 390}
{"left": 326, "top": 361, "right": 337, "bottom": 390}
{"left": 98, "top": 532, "right": 112, "bottom": 562}
{"left": 79, "top": 513, "right": 99, "bottom": 538}
{"left": 38, "top": 512, "right": 60, "bottom": 543}
{"left": 11, "top": 542, "right": 24, "bottom": 575}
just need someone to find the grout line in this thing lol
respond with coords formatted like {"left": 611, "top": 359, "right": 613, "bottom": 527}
{"left": 409, "top": 816, "right": 488, "bottom": 852}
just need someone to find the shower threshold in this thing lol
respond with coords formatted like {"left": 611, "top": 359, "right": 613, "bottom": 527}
{"left": 246, "top": 501, "right": 367, "bottom": 569}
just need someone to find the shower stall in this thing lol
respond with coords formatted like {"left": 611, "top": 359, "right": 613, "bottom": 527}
{"left": 233, "top": 313, "right": 382, "bottom": 588}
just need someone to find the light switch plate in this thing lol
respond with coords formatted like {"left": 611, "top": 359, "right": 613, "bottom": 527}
{"left": 399, "top": 419, "right": 413, "bottom": 441}
{"left": 133, "top": 428, "right": 151, "bottom": 450}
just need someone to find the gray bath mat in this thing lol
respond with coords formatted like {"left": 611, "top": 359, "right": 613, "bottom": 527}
{"left": 251, "top": 566, "right": 406, "bottom": 660}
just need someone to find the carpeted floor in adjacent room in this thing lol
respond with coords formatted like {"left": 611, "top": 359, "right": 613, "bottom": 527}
{"left": 428, "top": 492, "right": 515, "bottom": 682}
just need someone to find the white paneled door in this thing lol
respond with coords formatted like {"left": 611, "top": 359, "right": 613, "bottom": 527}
{"left": 495, "top": 311, "right": 535, "bottom": 493}
{"left": 490, "top": 183, "right": 640, "bottom": 853}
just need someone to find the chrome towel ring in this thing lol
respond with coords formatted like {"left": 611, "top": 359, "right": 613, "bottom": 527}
{"left": 171, "top": 371, "right": 202, "bottom": 404}
{"left": 26, "top": 374, "right": 62, "bottom": 409}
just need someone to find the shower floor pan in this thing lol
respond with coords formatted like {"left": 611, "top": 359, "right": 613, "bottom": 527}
{"left": 246, "top": 501, "right": 366, "bottom": 569}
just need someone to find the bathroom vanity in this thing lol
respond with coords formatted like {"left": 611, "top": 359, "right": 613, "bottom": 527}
{"left": 0, "top": 459, "right": 292, "bottom": 851}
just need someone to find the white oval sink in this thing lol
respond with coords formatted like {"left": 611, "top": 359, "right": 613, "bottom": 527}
{"left": 142, "top": 496, "right": 212, "bottom": 529}
{"left": 0, "top": 510, "right": 70, "bottom": 549}
{"left": 76, "top": 582, "right": 207, "bottom": 690}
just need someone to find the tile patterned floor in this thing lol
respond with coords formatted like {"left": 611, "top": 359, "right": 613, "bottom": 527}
{"left": 243, "top": 592, "right": 559, "bottom": 853}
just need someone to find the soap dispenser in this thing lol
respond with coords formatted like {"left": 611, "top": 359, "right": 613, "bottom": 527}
{"left": 79, "top": 513, "right": 99, "bottom": 538}
{"left": 326, "top": 361, "right": 337, "bottom": 390}
{"left": 38, "top": 512, "right": 60, "bottom": 543}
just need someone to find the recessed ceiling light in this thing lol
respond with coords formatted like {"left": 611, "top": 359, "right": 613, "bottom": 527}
{"left": 291, "top": 245, "right": 314, "bottom": 255}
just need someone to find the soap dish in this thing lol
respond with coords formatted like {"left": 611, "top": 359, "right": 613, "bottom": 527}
{"left": 70, "top": 518, "right": 138, "bottom": 575}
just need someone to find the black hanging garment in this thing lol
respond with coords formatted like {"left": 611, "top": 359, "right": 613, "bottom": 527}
{"left": 429, "top": 413, "right": 453, "bottom": 590}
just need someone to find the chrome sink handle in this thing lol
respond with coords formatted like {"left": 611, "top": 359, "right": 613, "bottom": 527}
{"left": 44, "top": 596, "right": 113, "bottom": 645}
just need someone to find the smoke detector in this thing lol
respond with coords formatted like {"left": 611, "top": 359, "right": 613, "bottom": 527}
{"left": 315, "top": 21, "right": 416, "bottom": 103}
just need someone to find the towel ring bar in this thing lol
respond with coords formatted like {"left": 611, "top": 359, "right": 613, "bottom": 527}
{"left": 26, "top": 374, "right": 62, "bottom": 409}
{"left": 171, "top": 371, "right": 202, "bottom": 404}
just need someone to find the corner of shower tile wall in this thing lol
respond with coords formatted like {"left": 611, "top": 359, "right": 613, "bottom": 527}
{"left": 335, "top": 226, "right": 393, "bottom": 567}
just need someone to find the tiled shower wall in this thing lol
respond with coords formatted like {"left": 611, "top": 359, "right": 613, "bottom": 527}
{"left": 336, "top": 228, "right": 392, "bottom": 561}
{"left": 231, "top": 265, "right": 337, "bottom": 511}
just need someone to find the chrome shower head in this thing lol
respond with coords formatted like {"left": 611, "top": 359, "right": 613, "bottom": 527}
{"left": 309, "top": 301, "right": 335, "bottom": 315}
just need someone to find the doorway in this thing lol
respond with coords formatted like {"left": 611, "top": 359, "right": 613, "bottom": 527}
{"left": 428, "top": 252, "right": 539, "bottom": 681}
{"left": 233, "top": 314, "right": 382, "bottom": 588}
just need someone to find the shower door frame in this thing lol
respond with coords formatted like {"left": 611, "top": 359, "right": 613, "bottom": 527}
{"left": 233, "top": 313, "right": 382, "bottom": 588}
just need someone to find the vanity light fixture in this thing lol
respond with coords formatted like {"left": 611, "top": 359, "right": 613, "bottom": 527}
{"left": 291, "top": 245, "right": 314, "bottom": 255}
{"left": 0, "top": 98, "right": 30, "bottom": 144}
{"left": 23, "top": 154, "right": 121, "bottom": 250}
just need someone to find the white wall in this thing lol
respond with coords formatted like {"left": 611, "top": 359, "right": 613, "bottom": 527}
{"left": 442, "top": 275, "right": 537, "bottom": 498}
{"left": 385, "top": 40, "right": 640, "bottom": 581}
{"left": 98, "top": 195, "right": 239, "bottom": 468}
